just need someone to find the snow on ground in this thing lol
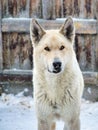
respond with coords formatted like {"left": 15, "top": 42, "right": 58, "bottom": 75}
{"left": 0, "top": 93, "right": 98, "bottom": 130}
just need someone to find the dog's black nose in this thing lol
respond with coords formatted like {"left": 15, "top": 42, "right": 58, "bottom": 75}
{"left": 53, "top": 62, "right": 61, "bottom": 69}
{"left": 53, "top": 62, "right": 61, "bottom": 73}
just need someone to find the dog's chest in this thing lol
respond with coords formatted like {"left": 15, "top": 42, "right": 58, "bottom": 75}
{"left": 37, "top": 93, "right": 75, "bottom": 121}
{"left": 36, "top": 87, "right": 74, "bottom": 114}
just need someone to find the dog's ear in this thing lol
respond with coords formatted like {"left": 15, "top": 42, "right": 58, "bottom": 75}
{"left": 59, "top": 17, "right": 75, "bottom": 41}
{"left": 30, "top": 19, "right": 46, "bottom": 44}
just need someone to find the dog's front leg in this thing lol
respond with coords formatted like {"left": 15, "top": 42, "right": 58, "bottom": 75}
{"left": 69, "top": 118, "right": 80, "bottom": 130}
{"left": 38, "top": 119, "right": 51, "bottom": 130}
{"left": 63, "top": 118, "right": 80, "bottom": 130}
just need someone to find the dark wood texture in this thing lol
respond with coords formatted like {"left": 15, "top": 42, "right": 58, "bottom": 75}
{"left": 95, "top": 34, "right": 98, "bottom": 71}
{"left": 0, "top": 0, "right": 3, "bottom": 69}
{"left": 95, "top": 0, "right": 98, "bottom": 71}
{"left": 1, "top": 0, "right": 97, "bottom": 19}
{"left": 30, "top": 0, "right": 42, "bottom": 18}
{"left": 3, "top": 33, "right": 33, "bottom": 70}
{"left": 2, "top": 0, "right": 30, "bottom": 18}
{"left": 83, "top": 71, "right": 98, "bottom": 86}
{"left": 75, "top": 34, "right": 96, "bottom": 71}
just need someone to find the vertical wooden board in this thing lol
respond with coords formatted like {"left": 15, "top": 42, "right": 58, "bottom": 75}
{"left": 52, "top": 0, "right": 56, "bottom": 19}
{"left": 17, "top": 0, "right": 30, "bottom": 18}
{"left": 73, "top": 0, "right": 80, "bottom": 17}
{"left": 42, "top": 0, "right": 56, "bottom": 19}
{"left": 30, "top": 0, "right": 42, "bottom": 18}
{"left": 75, "top": 35, "right": 86, "bottom": 71}
{"left": 95, "top": 34, "right": 98, "bottom": 71}
{"left": 55, "top": 0, "right": 63, "bottom": 18}
{"left": 19, "top": 34, "right": 32, "bottom": 70}
{"left": 63, "top": 0, "right": 73, "bottom": 17}
{"left": 0, "top": 0, "right": 3, "bottom": 69}
{"left": 79, "top": 0, "right": 95, "bottom": 18}
{"left": 91, "top": 35, "right": 96, "bottom": 71}
{"left": 2, "top": 0, "right": 18, "bottom": 17}
{"left": 2, "top": 0, "right": 8, "bottom": 18}
{"left": 9, "top": 33, "right": 32, "bottom": 70}
{"left": 3, "top": 33, "right": 32, "bottom": 70}
{"left": 8, "top": 0, "right": 17, "bottom": 17}
{"left": 95, "top": 0, "right": 98, "bottom": 70}
{"left": 2, "top": 0, "right": 30, "bottom": 18}
{"left": 95, "top": 0, "right": 98, "bottom": 19}
{"left": 9, "top": 33, "right": 20, "bottom": 69}
{"left": 84, "top": 35, "right": 94, "bottom": 70}
{"left": 75, "top": 34, "right": 95, "bottom": 71}
{"left": 84, "top": 0, "right": 95, "bottom": 18}
{"left": 3, "top": 33, "right": 11, "bottom": 69}
{"left": 79, "top": 0, "right": 85, "bottom": 18}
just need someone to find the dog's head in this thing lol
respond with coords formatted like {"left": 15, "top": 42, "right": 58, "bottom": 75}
{"left": 30, "top": 17, "right": 75, "bottom": 74}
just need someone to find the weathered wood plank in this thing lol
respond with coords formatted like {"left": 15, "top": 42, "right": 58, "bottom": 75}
{"left": 75, "top": 34, "right": 96, "bottom": 71}
{"left": 2, "top": 18, "right": 97, "bottom": 34}
{"left": 73, "top": 0, "right": 80, "bottom": 17}
{"left": 3, "top": 33, "right": 11, "bottom": 69}
{"left": 79, "top": 0, "right": 85, "bottom": 18}
{"left": 79, "top": 0, "right": 95, "bottom": 18}
{"left": 95, "top": 0, "right": 98, "bottom": 71}
{"left": 3, "top": 33, "right": 32, "bottom": 70}
{"left": 19, "top": 34, "right": 32, "bottom": 69}
{"left": 55, "top": 0, "right": 63, "bottom": 18}
{"left": 83, "top": 71, "right": 98, "bottom": 86}
{"left": 0, "top": 70, "right": 97, "bottom": 86}
{"left": 2, "top": 0, "right": 30, "bottom": 18}
{"left": 74, "top": 19, "right": 97, "bottom": 34}
{"left": 95, "top": 0, "right": 98, "bottom": 19}
{"left": 84, "top": 0, "right": 95, "bottom": 18}
{"left": 1, "top": 0, "right": 97, "bottom": 19}
{"left": 62, "top": 0, "right": 95, "bottom": 18}
{"left": 0, "top": 0, "right": 3, "bottom": 70}
{"left": 91, "top": 35, "right": 96, "bottom": 71}
{"left": 42, "top": 0, "right": 55, "bottom": 19}
{"left": 75, "top": 35, "right": 86, "bottom": 70}
{"left": 30, "top": 0, "right": 42, "bottom": 18}
{"left": 63, "top": 0, "right": 73, "bottom": 17}
{"left": 95, "top": 34, "right": 98, "bottom": 71}
{"left": 85, "top": 35, "right": 96, "bottom": 71}
{"left": 2, "top": 69, "right": 32, "bottom": 75}
{"left": 0, "top": 73, "right": 32, "bottom": 82}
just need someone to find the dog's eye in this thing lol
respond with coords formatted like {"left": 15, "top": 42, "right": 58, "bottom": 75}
{"left": 60, "top": 45, "right": 65, "bottom": 50}
{"left": 44, "top": 47, "right": 50, "bottom": 51}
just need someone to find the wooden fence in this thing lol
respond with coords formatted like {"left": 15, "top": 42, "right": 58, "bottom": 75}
{"left": 0, "top": 0, "right": 98, "bottom": 89}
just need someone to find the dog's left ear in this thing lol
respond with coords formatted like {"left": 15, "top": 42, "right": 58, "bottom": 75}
{"left": 59, "top": 17, "right": 75, "bottom": 41}
{"left": 30, "top": 19, "right": 46, "bottom": 44}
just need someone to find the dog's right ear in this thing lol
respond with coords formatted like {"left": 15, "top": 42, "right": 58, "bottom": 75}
{"left": 30, "top": 19, "right": 46, "bottom": 44}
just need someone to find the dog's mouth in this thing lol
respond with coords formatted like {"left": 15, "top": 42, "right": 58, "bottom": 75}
{"left": 48, "top": 68, "right": 61, "bottom": 74}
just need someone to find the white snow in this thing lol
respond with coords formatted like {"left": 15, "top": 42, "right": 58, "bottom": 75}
{"left": 0, "top": 93, "right": 98, "bottom": 130}
{"left": 87, "top": 88, "right": 92, "bottom": 94}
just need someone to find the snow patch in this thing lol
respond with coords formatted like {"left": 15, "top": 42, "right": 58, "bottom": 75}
{"left": 0, "top": 93, "right": 98, "bottom": 130}
{"left": 87, "top": 87, "right": 92, "bottom": 94}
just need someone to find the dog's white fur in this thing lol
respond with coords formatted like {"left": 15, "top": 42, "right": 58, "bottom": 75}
{"left": 30, "top": 17, "right": 84, "bottom": 130}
